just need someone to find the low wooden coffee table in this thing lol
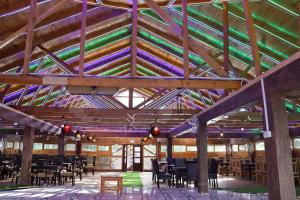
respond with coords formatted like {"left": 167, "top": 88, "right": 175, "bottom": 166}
{"left": 100, "top": 176, "right": 123, "bottom": 193}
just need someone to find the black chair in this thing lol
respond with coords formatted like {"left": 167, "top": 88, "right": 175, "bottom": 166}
{"left": 208, "top": 159, "right": 219, "bottom": 188}
{"left": 152, "top": 160, "right": 172, "bottom": 187}
{"left": 182, "top": 161, "right": 198, "bottom": 188}
{"left": 174, "top": 158, "right": 186, "bottom": 168}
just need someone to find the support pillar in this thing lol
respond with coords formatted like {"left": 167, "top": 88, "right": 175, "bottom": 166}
{"left": 167, "top": 137, "right": 172, "bottom": 159}
{"left": 20, "top": 127, "right": 35, "bottom": 185}
{"left": 197, "top": 122, "right": 208, "bottom": 193}
{"left": 264, "top": 92, "right": 296, "bottom": 200}
{"left": 58, "top": 135, "right": 65, "bottom": 156}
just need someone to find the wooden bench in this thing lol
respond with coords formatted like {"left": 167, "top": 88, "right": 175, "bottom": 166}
{"left": 100, "top": 176, "right": 123, "bottom": 194}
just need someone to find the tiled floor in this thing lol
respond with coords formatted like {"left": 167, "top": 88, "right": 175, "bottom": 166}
{"left": 0, "top": 172, "right": 284, "bottom": 200}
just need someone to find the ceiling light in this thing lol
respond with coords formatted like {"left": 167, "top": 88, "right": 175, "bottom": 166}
{"left": 220, "top": 133, "right": 224, "bottom": 137}
{"left": 239, "top": 107, "right": 247, "bottom": 112}
{"left": 241, "top": 127, "right": 245, "bottom": 131}
{"left": 224, "top": 115, "right": 229, "bottom": 119}
{"left": 13, "top": 122, "right": 18, "bottom": 126}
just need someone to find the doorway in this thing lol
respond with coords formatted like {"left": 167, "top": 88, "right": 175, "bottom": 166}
{"left": 122, "top": 144, "right": 143, "bottom": 171}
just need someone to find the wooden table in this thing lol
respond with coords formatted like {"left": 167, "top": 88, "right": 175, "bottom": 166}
{"left": 100, "top": 176, "right": 123, "bottom": 194}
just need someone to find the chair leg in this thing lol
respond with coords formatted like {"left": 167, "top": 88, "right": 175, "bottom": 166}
{"left": 157, "top": 179, "right": 160, "bottom": 188}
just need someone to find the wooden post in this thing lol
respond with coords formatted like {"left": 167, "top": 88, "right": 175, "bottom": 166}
{"left": 264, "top": 92, "right": 296, "bottom": 200}
{"left": 197, "top": 122, "right": 208, "bottom": 193}
{"left": 131, "top": 0, "right": 138, "bottom": 77}
{"left": 19, "top": 127, "right": 35, "bottom": 185}
{"left": 243, "top": 0, "right": 261, "bottom": 76}
{"left": 23, "top": 0, "right": 37, "bottom": 75}
{"left": 182, "top": 0, "right": 189, "bottom": 80}
{"left": 167, "top": 137, "right": 172, "bottom": 158}
{"left": 223, "top": 1, "right": 229, "bottom": 73}
{"left": 79, "top": 0, "right": 87, "bottom": 77}
{"left": 58, "top": 135, "right": 65, "bottom": 156}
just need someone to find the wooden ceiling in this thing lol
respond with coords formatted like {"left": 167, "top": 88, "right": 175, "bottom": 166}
{"left": 0, "top": 0, "right": 299, "bottom": 137}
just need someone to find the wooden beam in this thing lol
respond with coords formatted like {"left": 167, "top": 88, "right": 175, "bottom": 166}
{"left": 0, "top": 103, "right": 60, "bottom": 133}
{"left": 223, "top": 1, "right": 229, "bottom": 73}
{"left": 19, "top": 127, "right": 35, "bottom": 185}
{"left": 23, "top": 0, "right": 37, "bottom": 75}
{"left": 197, "top": 122, "right": 208, "bottom": 193}
{"left": 264, "top": 93, "right": 296, "bottom": 200}
{"left": 37, "top": 45, "right": 77, "bottom": 74}
{"left": 0, "top": 75, "right": 243, "bottom": 89}
{"left": 0, "top": 0, "right": 69, "bottom": 50}
{"left": 243, "top": 0, "right": 261, "bottom": 76}
{"left": 15, "top": 106, "right": 198, "bottom": 116}
{"left": 170, "top": 50, "right": 300, "bottom": 136}
{"left": 79, "top": 0, "right": 87, "bottom": 77}
{"left": 182, "top": 0, "right": 189, "bottom": 80}
{"left": 143, "top": 0, "right": 227, "bottom": 77}
{"left": 131, "top": 0, "right": 138, "bottom": 77}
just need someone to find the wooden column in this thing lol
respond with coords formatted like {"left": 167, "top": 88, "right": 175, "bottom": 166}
{"left": 243, "top": 0, "right": 261, "bottom": 76}
{"left": 23, "top": 0, "right": 37, "bottom": 75}
{"left": 197, "top": 122, "right": 208, "bottom": 193}
{"left": 20, "top": 127, "right": 35, "bottom": 185}
{"left": 167, "top": 137, "right": 172, "bottom": 158}
{"left": 131, "top": 0, "right": 138, "bottom": 77}
{"left": 182, "top": 0, "right": 189, "bottom": 80}
{"left": 223, "top": 1, "right": 229, "bottom": 73}
{"left": 264, "top": 92, "right": 296, "bottom": 200}
{"left": 58, "top": 135, "right": 65, "bottom": 156}
{"left": 79, "top": 0, "right": 87, "bottom": 77}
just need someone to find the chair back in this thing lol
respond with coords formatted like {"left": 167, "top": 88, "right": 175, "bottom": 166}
{"left": 186, "top": 162, "right": 197, "bottom": 178}
{"left": 208, "top": 159, "right": 219, "bottom": 175}
{"left": 167, "top": 157, "right": 175, "bottom": 165}
{"left": 152, "top": 159, "right": 159, "bottom": 174}
{"left": 174, "top": 158, "right": 186, "bottom": 167}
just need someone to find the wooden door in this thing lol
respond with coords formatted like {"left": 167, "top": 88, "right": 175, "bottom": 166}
{"left": 133, "top": 145, "right": 143, "bottom": 171}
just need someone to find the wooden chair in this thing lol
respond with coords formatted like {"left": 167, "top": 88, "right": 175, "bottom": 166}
{"left": 261, "top": 160, "right": 267, "bottom": 185}
{"left": 255, "top": 158, "right": 263, "bottom": 183}
{"left": 293, "top": 159, "right": 300, "bottom": 185}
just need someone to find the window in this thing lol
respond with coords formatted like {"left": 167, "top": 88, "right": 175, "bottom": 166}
{"left": 6, "top": 141, "right": 13, "bottom": 148}
{"left": 160, "top": 145, "right": 167, "bottom": 153}
{"left": 98, "top": 146, "right": 109, "bottom": 151}
{"left": 255, "top": 142, "right": 265, "bottom": 151}
{"left": 215, "top": 145, "right": 226, "bottom": 152}
{"left": 33, "top": 143, "right": 43, "bottom": 150}
{"left": 294, "top": 139, "right": 300, "bottom": 149}
{"left": 207, "top": 145, "right": 214, "bottom": 152}
{"left": 232, "top": 145, "right": 239, "bottom": 152}
{"left": 173, "top": 145, "right": 186, "bottom": 152}
{"left": 187, "top": 146, "right": 197, "bottom": 152}
{"left": 114, "top": 90, "right": 147, "bottom": 108}
{"left": 82, "top": 144, "right": 97, "bottom": 152}
{"left": 112, "top": 145, "right": 122, "bottom": 156}
{"left": 44, "top": 144, "right": 58, "bottom": 150}
{"left": 144, "top": 145, "right": 156, "bottom": 156}
{"left": 65, "top": 144, "right": 75, "bottom": 151}
{"left": 239, "top": 144, "right": 248, "bottom": 151}
{"left": 14, "top": 142, "right": 20, "bottom": 149}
